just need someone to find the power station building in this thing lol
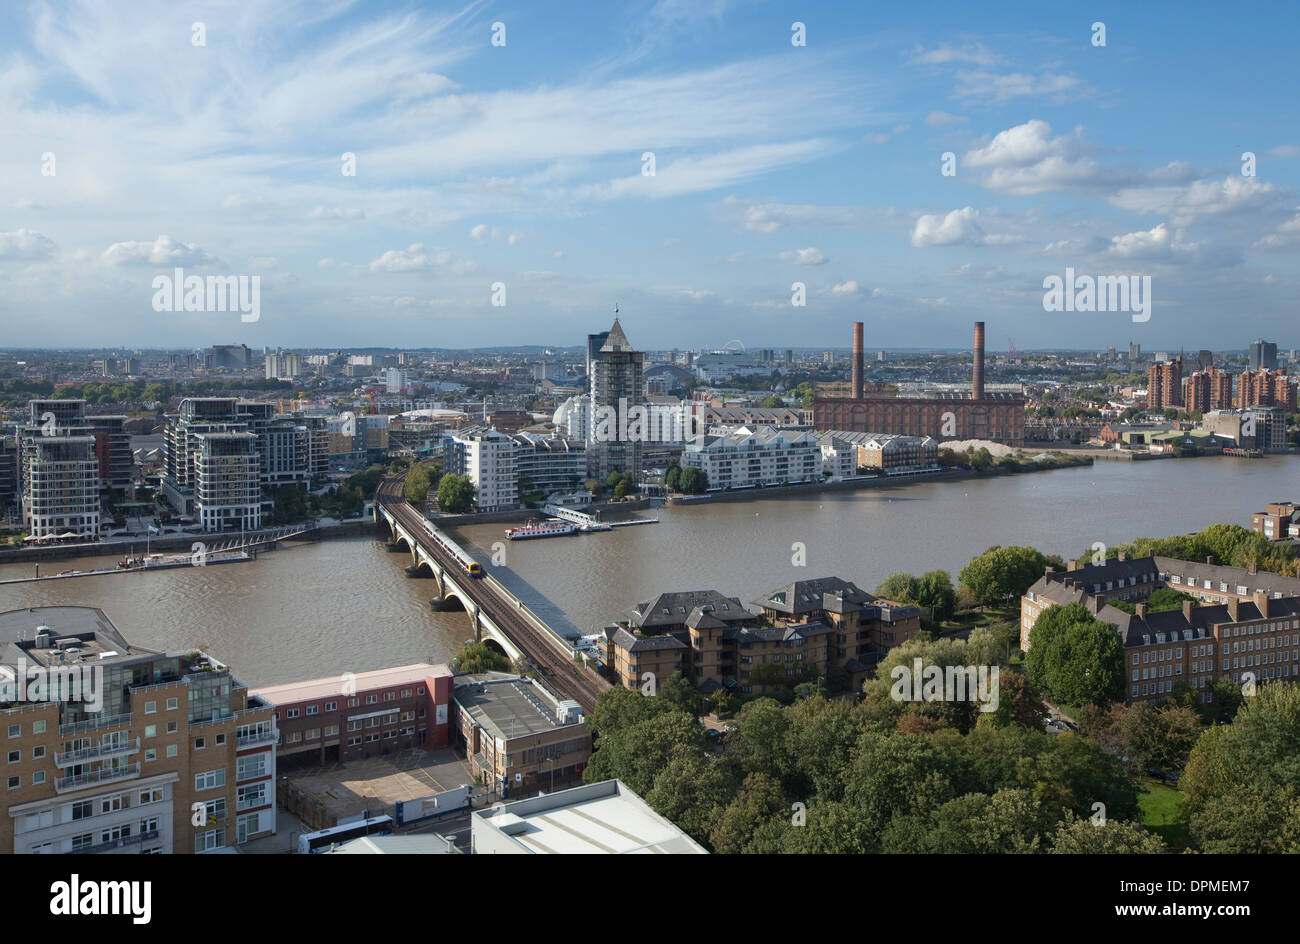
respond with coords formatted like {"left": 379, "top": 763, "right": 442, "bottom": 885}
{"left": 814, "top": 321, "right": 1026, "bottom": 445}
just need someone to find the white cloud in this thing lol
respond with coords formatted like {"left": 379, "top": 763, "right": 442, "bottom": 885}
{"left": 101, "top": 235, "right": 213, "bottom": 266}
{"left": 954, "top": 70, "right": 1083, "bottom": 102}
{"left": 507, "top": 232, "right": 522, "bottom": 246}
{"left": 368, "top": 244, "right": 475, "bottom": 274}
{"left": 778, "top": 247, "right": 828, "bottom": 266}
{"left": 911, "top": 207, "right": 991, "bottom": 248}
{"left": 831, "top": 280, "right": 858, "bottom": 295}
{"left": 1109, "top": 175, "right": 1281, "bottom": 227}
{"left": 305, "top": 206, "right": 365, "bottom": 221}
{"left": 1267, "top": 145, "right": 1300, "bottom": 158}
{"left": 471, "top": 224, "right": 501, "bottom": 242}
{"left": 1254, "top": 207, "right": 1300, "bottom": 249}
{"left": 0, "top": 228, "right": 57, "bottom": 260}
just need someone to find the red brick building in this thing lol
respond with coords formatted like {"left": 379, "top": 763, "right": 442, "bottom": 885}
{"left": 252, "top": 663, "right": 453, "bottom": 766}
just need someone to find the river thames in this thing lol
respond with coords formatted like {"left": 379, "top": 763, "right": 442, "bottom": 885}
{"left": 2, "top": 455, "right": 1295, "bottom": 687}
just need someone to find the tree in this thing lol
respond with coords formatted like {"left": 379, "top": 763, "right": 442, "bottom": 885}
{"left": 436, "top": 474, "right": 476, "bottom": 513}
{"left": 678, "top": 466, "right": 708, "bottom": 494}
{"left": 1025, "top": 602, "right": 1126, "bottom": 706}
{"left": 453, "top": 641, "right": 510, "bottom": 674}
{"left": 959, "top": 546, "right": 1049, "bottom": 607}
{"left": 876, "top": 572, "right": 918, "bottom": 604}
{"left": 665, "top": 464, "right": 681, "bottom": 491}
{"left": 403, "top": 462, "right": 432, "bottom": 504}
{"left": 914, "top": 570, "right": 957, "bottom": 621}
{"left": 1048, "top": 815, "right": 1167, "bottom": 853}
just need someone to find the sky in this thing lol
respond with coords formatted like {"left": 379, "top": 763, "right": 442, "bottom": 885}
{"left": 2, "top": 0, "right": 1298, "bottom": 353}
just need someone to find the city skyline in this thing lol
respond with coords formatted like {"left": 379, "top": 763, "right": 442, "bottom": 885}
{"left": 3, "top": 1, "right": 1298, "bottom": 350}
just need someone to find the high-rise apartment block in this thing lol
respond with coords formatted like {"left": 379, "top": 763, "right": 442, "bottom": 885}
{"left": 1238, "top": 368, "right": 1297, "bottom": 412}
{"left": 1146, "top": 358, "right": 1183, "bottom": 410}
{"left": 1249, "top": 339, "right": 1278, "bottom": 372}
{"left": 1183, "top": 365, "right": 1234, "bottom": 413}
{"left": 587, "top": 318, "right": 646, "bottom": 483}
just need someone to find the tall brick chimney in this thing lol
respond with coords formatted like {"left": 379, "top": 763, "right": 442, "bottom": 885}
{"left": 973, "top": 321, "right": 985, "bottom": 401}
{"left": 852, "top": 321, "right": 864, "bottom": 400}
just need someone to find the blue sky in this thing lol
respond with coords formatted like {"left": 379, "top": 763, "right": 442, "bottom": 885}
{"left": 2, "top": 0, "right": 1298, "bottom": 352}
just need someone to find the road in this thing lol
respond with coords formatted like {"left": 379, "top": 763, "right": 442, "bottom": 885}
{"left": 376, "top": 477, "right": 610, "bottom": 713}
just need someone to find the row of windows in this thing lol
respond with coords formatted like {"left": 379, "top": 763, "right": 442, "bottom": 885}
{"left": 6, "top": 720, "right": 48, "bottom": 739}
{"left": 278, "top": 688, "right": 426, "bottom": 720}
{"left": 7, "top": 745, "right": 46, "bottom": 764}
{"left": 143, "top": 698, "right": 181, "bottom": 714}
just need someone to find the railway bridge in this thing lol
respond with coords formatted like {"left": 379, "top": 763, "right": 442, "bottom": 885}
{"left": 373, "top": 478, "right": 609, "bottom": 712}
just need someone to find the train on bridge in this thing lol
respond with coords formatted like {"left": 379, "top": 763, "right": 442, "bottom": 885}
{"left": 421, "top": 516, "right": 484, "bottom": 578}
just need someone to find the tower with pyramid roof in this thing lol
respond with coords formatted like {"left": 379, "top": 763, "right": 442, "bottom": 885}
{"left": 588, "top": 315, "right": 646, "bottom": 484}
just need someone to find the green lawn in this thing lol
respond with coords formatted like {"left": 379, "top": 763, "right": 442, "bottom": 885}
{"left": 1138, "top": 777, "right": 1189, "bottom": 850}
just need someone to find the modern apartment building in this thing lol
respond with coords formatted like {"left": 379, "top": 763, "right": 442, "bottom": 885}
{"left": 251, "top": 663, "right": 452, "bottom": 766}
{"left": 1249, "top": 339, "right": 1279, "bottom": 372}
{"left": 588, "top": 317, "right": 646, "bottom": 483}
{"left": 193, "top": 432, "right": 260, "bottom": 532}
{"left": 20, "top": 436, "right": 101, "bottom": 540}
{"left": 681, "top": 425, "right": 821, "bottom": 489}
{"left": 450, "top": 429, "right": 518, "bottom": 511}
{"left": 1019, "top": 555, "right": 1300, "bottom": 704}
{"left": 508, "top": 432, "right": 586, "bottom": 497}
{"left": 0, "top": 606, "right": 277, "bottom": 854}
{"left": 17, "top": 400, "right": 132, "bottom": 540}
{"left": 452, "top": 673, "right": 589, "bottom": 799}
{"left": 163, "top": 397, "right": 327, "bottom": 529}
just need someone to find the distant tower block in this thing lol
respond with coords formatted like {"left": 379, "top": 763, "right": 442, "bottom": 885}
{"left": 973, "top": 321, "right": 986, "bottom": 401}
{"left": 852, "top": 321, "right": 864, "bottom": 399}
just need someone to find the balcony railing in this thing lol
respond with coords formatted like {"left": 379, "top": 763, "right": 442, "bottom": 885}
{"left": 236, "top": 728, "right": 278, "bottom": 748}
{"left": 86, "top": 828, "right": 160, "bottom": 854}
{"left": 54, "top": 737, "right": 141, "bottom": 768}
{"left": 55, "top": 762, "right": 141, "bottom": 794}
{"left": 59, "top": 713, "right": 132, "bottom": 737}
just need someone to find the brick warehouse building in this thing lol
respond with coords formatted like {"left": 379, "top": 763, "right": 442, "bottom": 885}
{"left": 252, "top": 664, "right": 452, "bottom": 766}
{"left": 815, "top": 321, "right": 1026, "bottom": 445}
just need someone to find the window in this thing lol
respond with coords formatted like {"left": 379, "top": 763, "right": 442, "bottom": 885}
{"left": 236, "top": 753, "right": 267, "bottom": 781}
{"left": 305, "top": 705, "right": 318, "bottom": 716}
{"left": 6, "top": 725, "right": 18, "bottom": 739}
{"left": 32, "top": 771, "right": 45, "bottom": 785}
{"left": 285, "top": 708, "right": 299, "bottom": 719}
{"left": 144, "top": 725, "right": 156, "bottom": 738}
{"left": 166, "top": 744, "right": 178, "bottom": 758}
{"left": 139, "top": 788, "right": 164, "bottom": 804}
{"left": 7, "top": 750, "right": 18, "bottom": 764}
{"left": 195, "top": 828, "right": 225, "bottom": 853}
{"left": 71, "top": 800, "right": 93, "bottom": 820}
{"left": 32, "top": 721, "right": 44, "bottom": 734}
{"left": 145, "top": 749, "right": 157, "bottom": 761}
{"left": 145, "top": 701, "right": 157, "bottom": 714}
{"left": 7, "top": 776, "right": 19, "bottom": 789}
{"left": 70, "top": 833, "right": 94, "bottom": 851}
{"left": 32, "top": 746, "right": 44, "bottom": 759}
{"left": 216, "top": 734, "right": 225, "bottom": 746}
{"left": 325, "top": 701, "right": 337, "bottom": 712}
{"left": 200, "top": 798, "right": 226, "bottom": 824}
{"left": 195, "top": 769, "right": 226, "bottom": 791}
{"left": 100, "top": 794, "right": 124, "bottom": 814}
{"left": 167, "top": 721, "right": 178, "bottom": 734}
{"left": 365, "top": 695, "right": 378, "bottom": 705}
{"left": 194, "top": 737, "right": 205, "bottom": 750}
{"left": 237, "top": 782, "right": 267, "bottom": 811}
{"left": 166, "top": 698, "right": 179, "bottom": 711}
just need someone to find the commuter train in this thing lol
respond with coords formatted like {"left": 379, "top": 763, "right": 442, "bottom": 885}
{"left": 422, "top": 518, "right": 484, "bottom": 577}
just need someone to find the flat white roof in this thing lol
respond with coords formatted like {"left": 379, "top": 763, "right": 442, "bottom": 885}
{"left": 250, "top": 662, "right": 451, "bottom": 705}
{"left": 473, "top": 779, "right": 706, "bottom": 854}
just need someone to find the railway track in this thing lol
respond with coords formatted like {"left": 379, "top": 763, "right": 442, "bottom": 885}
{"left": 376, "top": 478, "right": 609, "bottom": 713}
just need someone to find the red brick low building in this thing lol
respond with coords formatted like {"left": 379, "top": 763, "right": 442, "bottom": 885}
{"left": 251, "top": 663, "right": 453, "bottom": 766}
